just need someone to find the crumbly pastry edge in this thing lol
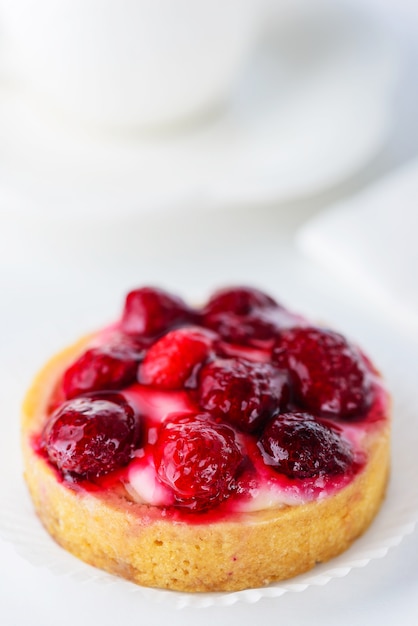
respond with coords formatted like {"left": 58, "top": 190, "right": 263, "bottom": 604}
{"left": 21, "top": 337, "right": 391, "bottom": 593}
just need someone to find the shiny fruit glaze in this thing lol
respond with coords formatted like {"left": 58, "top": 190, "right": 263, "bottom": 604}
{"left": 139, "top": 327, "right": 215, "bottom": 390}
{"left": 273, "top": 327, "right": 374, "bottom": 419}
{"left": 153, "top": 413, "right": 243, "bottom": 511}
{"left": 42, "top": 392, "right": 141, "bottom": 480}
{"left": 202, "top": 286, "right": 305, "bottom": 346}
{"left": 37, "top": 286, "right": 388, "bottom": 518}
{"left": 121, "top": 286, "right": 196, "bottom": 336}
{"left": 198, "top": 358, "right": 289, "bottom": 433}
{"left": 258, "top": 412, "right": 354, "bottom": 479}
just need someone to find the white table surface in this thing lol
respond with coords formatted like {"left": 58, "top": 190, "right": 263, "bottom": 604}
{"left": 1, "top": 2, "right": 418, "bottom": 625}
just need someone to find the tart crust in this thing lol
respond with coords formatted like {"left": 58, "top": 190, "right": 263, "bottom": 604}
{"left": 22, "top": 339, "right": 390, "bottom": 593}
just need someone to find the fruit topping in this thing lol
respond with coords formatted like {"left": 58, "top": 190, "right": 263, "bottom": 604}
{"left": 201, "top": 286, "right": 300, "bottom": 345}
{"left": 273, "top": 327, "right": 374, "bottom": 419}
{"left": 258, "top": 412, "right": 354, "bottom": 479}
{"left": 42, "top": 392, "right": 141, "bottom": 479}
{"left": 153, "top": 413, "right": 243, "bottom": 510}
{"left": 121, "top": 286, "right": 195, "bottom": 337}
{"left": 138, "top": 327, "right": 215, "bottom": 390}
{"left": 38, "top": 286, "right": 384, "bottom": 510}
{"left": 63, "top": 337, "right": 145, "bottom": 399}
{"left": 198, "top": 358, "right": 289, "bottom": 432}
{"left": 204, "top": 286, "right": 278, "bottom": 315}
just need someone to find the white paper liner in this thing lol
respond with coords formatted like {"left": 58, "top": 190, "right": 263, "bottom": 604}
{"left": 1, "top": 347, "right": 418, "bottom": 609}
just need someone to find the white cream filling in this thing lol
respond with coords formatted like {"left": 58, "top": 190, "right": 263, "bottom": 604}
{"left": 126, "top": 457, "right": 173, "bottom": 506}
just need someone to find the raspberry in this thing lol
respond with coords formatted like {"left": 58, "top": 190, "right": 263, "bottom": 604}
{"left": 273, "top": 327, "right": 373, "bottom": 419}
{"left": 202, "top": 286, "right": 299, "bottom": 345}
{"left": 198, "top": 358, "right": 289, "bottom": 432}
{"left": 139, "top": 327, "right": 214, "bottom": 390}
{"left": 203, "top": 286, "right": 278, "bottom": 315}
{"left": 258, "top": 412, "right": 353, "bottom": 479}
{"left": 62, "top": 336, "right": 145, "bottom": 399}
{"left": 121, "top": 286, "right": 195, "bottom": 337}
{"left": 42, "top": 392, "right": 141, "bottom": 479}
{"left": 153, "top": 413, "right": 243, "bottom": 510}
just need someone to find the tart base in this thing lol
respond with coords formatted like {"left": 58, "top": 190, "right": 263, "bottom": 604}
{"left": 22, "top": 341, "right": 390, "bottom": 593}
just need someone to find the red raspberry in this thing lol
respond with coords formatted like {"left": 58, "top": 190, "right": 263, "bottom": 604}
{"left": 139, "top": 327, "right": 214, "bottom": 390}
{"left": 198, "top": 358, "right": 289, "bottom": 432}
{"left": 258, "top": 412, "right": 353, "bottom": 479}
{"left": 153, "top": 413, "right": 243, "bottom": 511}
{"left": 273, "top": 327, "right": 373, "bottom": 419}
{"left": 203, "top": 286, "right": 278, "bottom": 315}
{"left": 42, "top": 392, "right": 141, "bottom": 479}
{"left": 121, "top": 286, "right": 195, "bottom": 336}
{"left": 202, "top": 286, "right": 299, "bottom": 345}
{"left": 62, "top": 336, "right": 145, "bottom": 399}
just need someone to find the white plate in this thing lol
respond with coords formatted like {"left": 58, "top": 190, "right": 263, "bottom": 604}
{"left": 0, "top": 2, "right": 398, "bottom": 221}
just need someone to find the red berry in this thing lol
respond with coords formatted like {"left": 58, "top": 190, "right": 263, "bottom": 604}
{"left": 273, "top": 327, "right": 373, "bottom": 419}
{"left": 198, "top": 358, "right": 290, "bottom": 432}
{"left": 42, "top": 392, "right": 141, "bottom": 479}
{"left": 62, "top": 337, "right": 145, "bottom": 399}
{"left": 139, "top": 327, "right": 214, "bottom": 390}
{"left": 105, "top": 332, "right": 150, "bottom": 358}
{"left": 202, "top": 286, "right": 300, "bottom": 345}
{"left": 258, "top": 412, "right": 353, "bottom": 479}
{"left": 204, "top": 286, "right": 278, "bottom": 315}
{"left": 121, "top": 287, "right": 195, "bottom": 336}
{"left": 153, "top": 413, "right": 243, "bottom": 511}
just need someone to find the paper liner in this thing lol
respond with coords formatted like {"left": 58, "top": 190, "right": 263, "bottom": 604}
{"left": 1, "top": 352, "right": 418, "bottom": 609}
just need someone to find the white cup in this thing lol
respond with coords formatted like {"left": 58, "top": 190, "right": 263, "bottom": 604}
{"left": 0, "top": 0, "right": 261, "bottom": 129}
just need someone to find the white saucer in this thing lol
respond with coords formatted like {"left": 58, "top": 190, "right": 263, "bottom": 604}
{"left": 0, "top": 2, "right": 399, "bottom": 221}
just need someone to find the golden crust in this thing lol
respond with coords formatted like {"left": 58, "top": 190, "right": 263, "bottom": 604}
{"left": 21, "top": 339, "right": 390, "bottom": 593}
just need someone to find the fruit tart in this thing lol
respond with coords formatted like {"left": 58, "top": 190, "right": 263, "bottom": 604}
{"left": 22, "top": 286, "right": 391, "bottom": 592}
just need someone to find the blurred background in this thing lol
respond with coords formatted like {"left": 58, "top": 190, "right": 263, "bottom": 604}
{"left": 0, "top": 0, "right": 416, "bottom": 300}
{"left": 0, "top": 0, "right": 418, "bottom": 624}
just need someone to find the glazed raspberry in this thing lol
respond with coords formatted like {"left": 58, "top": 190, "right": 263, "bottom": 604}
{"left": 273, "top": 327, "right": 373, "bottom": 419}
{"left": 121, "top": 287, "right": 195, "bottom": 337}
{"left": 42, "top": 392, "right": 141, "bottom": 479}
{"left": 258, "top": 413, "right": 353, "bottom": 479}
{"left": 139, "top": 327, "right": 214, "bottom": 390}
{"left": 62, "top": 337, "right": 145, "bottom": 399}
{"left": 202, "top": 286, "right": 300, "bottom": 345}
{"left": 203, "top": 286, "right": 278, "bottom": 315}
{"left": 198, "top": 358, "right": 289, "bottom": 432}
{"left": 104, "top": 332, "right": 150, "bottom": 358}
{"left": 153, "top": 413, "right": 243, "bottom": 510}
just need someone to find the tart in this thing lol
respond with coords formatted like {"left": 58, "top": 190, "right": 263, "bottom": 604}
{"left": 22, "top": 286, "right": 390, "bottom": 593}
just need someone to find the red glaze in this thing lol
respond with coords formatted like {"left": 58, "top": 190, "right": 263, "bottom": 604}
{"left": 201, "top": 286, "right": 303, "bottom": 346}
{"left": 258, "top": 412, "right": 354, "bottom": 479}
{"left": 121, "top": 286, "right": 196, "bottom": 336}
{"left": 153, "top": 413, "right": 243, "bottom": 511}
{"left": 139, "top": 327, "right": 214, "bottom": 390}
{"left": 198, "top": 358, "right": 290, "bottom": 432}
{"left": 38, "top": 286, "right": 387, "bottom": 515}
{"left": 42, "top": 392, "right": 141, "bottom": 479}
{"left": 63, "top": 348, "right": 137, "bottom": 400}
{"left": 273, "top": 326, "right": 374, "bottom": 420}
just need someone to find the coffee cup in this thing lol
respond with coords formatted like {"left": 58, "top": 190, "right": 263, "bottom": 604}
{"left": 0, "top": 0, "right": 261, "bottom": 129}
